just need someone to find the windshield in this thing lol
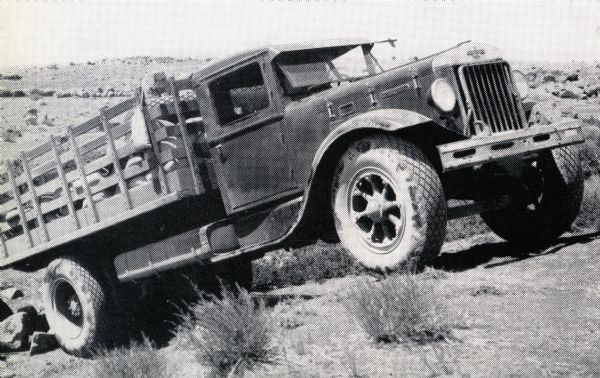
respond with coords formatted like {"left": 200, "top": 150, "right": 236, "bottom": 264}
{"left": 276, "top": 45, "right": 380, "bottom": 96}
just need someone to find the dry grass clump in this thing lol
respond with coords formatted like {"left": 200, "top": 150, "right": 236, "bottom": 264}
{"left": 176, "top": 286, "right": 277, "bottom": 377}
{"left": 253, "top": 244, "right": 363, "bottom": 291}
{"left": 91, "top": 337, "right": 174, "bottom": 378}
{"left": 346, "top": 274, "right": 465, "bottom": 344}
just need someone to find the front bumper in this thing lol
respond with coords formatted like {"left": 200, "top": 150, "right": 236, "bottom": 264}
{"left": 437, "top": 120, "right": 584, "bottom": 171}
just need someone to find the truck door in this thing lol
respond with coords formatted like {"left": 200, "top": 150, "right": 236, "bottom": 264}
{"left": 201, "top": 58, "right": 298, "bottom": 214}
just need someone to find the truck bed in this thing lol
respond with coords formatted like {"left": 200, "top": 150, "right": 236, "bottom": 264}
{"left": 0, "top": 78, "right": 213, "bottom": 268}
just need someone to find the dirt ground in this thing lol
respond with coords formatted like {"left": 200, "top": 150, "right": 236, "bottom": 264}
{"left": 2, "top": 231, "right": 599, "bottom": 377}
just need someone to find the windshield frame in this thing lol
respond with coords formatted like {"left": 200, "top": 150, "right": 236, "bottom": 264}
{"left": 274, "top": 43, "right": 384, "bottom": 97}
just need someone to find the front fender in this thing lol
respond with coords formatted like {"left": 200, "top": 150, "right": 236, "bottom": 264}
{"left": 310, "top": 109, "right": 434, "bottom": 172}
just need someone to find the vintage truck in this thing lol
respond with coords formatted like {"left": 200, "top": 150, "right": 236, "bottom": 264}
{"left": 0, "top": 39, "right": 585, "bottom": 355}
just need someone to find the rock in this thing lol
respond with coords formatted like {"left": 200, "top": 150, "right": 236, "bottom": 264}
{"left": 1, "top": 287, "right": 24, "bottom": 300}
{"left": 0, "top": 311, "right": 35, "bottom": 352}
{"left": 564, "top": 73, "right": 579, "bottom": 82}
{"left": 24, "top": 115, "right": 39, "bottom": 126}
{"left": 0, "top": 298, "right": 12, "bottom": 322}
{"left": 543, "top": 75, "right": 556, "bottom": 83}
{"left": 584, "top": 84, "right": 600, "bottom": 97}
{"left": 29, "top": 332, "right": 58, "bottom": 356}
{"left": 17, "top": 305, "right": 48, "bottom": 333}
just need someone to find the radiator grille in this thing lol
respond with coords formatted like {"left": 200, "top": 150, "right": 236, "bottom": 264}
{"left": 458, "top": 62, "right": 527, "bottom": 134}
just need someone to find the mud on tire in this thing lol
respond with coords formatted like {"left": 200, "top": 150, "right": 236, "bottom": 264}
{"left": 42, "top": 256, "right": 111, "bottom": 356}
{"left": 331, "top": 133, "right": 447, "bottom": 270}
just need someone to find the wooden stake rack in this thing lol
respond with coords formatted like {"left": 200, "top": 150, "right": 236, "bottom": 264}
{"left": 0, "top": 78, "right": 209, "bottom": 266}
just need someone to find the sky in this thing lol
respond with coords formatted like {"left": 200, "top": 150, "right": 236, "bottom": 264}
{"left": 0, "top": 0, "right": 599, "bottom": 67}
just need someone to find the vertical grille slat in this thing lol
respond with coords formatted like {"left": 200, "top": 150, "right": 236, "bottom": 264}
{"left": 499, "top": 65, "right": 521, "bottom": 129}
{"left": 492, "top": 64, "right": 514, "bottom": 131}
{"left": 459, "top": 61, "right": 527, "bottom": 135}
{"left": 471, "top": 66, "right": 493, "bottom": 131}
{"left": 487, "top": 64, "right": 508, "bottom": 132}
{"left": 481, "top": 65, "right": 501, "bottom": 132}
{"left": 465, "top": 67, "right": 485, "bottom": 124}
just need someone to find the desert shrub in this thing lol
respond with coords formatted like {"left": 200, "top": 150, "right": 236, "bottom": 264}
{"left": 176, "top": 286, "right": 277, "bottom": 376}
{"left": 11, "top": 90, "right": 25, "bottom": 97}
{"left": 253, "top": 244, "right": 363, "bottom": 291}
{"left": 90, "top": 337, "right": 174, "bottom": 378}
{"left": 0, "top": 74, "right": 22, "bottom": 80}
{"left": 346, "top": 274, "right": 464, "bottom": 344}
{"left": 574, "top": 176, "right": 600, "bottom": 231}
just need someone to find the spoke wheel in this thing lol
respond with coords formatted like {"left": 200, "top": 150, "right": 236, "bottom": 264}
{"left": 349, "top": 168, "right": 406, "bottom": 253}
{"left": 331, "top": 133, "right": 447, "bottom": 271}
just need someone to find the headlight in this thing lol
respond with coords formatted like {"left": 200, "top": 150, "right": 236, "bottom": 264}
{"left": 512, "top": 70, "right": 529, "bottom": 99}
{"left": 430, "top": 78, "right": 457, "bottom": 113}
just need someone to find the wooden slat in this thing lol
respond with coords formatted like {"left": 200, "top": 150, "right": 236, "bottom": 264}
{"left": 24, "top": 97, "right": 136, "bottom": 161}
{"left": 29, "top": 122, "right": 132, "bottom": 181}
{"left": 169, "top": 77, "right": 200, "bottom": 195}
{"left": 101, "top": 110, "right": 133, "bottom": 210}
{"left": 20, "top": 152, "right": 49, "bottom": 242}
{"left": 0, "top": 117, "right": 134, "bottom": 200}
{"left": 12, "top": 159, "right": 152, "bottom": 226}
{"left": 50, "top": 136, "right": 80, "bottom": 230}
{"left": 142, "top": 98, "right": 170, "bottom": 194}
{"left": 14, "top": 132, "right": 141, "bottom": 206}
{"left": 69, "top": 126, "right": 99, "bottom": 223}
{"left": 1, "top": 233, "right": 7, "bottom": 258}
{"left": 5, "top": 160, "right": 34, "bottom": 247}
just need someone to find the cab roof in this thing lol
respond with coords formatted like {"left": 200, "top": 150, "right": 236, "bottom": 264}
{"left": 192, "top": 38, "right": 373, "bottom": 82}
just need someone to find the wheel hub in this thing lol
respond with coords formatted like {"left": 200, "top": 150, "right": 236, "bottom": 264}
{"left": 349, "top": 169, "right": 405, "bottom": 252}
{"left": 67, "top": 295, "right": 82, "bottom": 318}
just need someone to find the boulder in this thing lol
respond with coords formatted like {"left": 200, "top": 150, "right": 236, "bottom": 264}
{"left": 584, "top": 84, "right": 600, "bottom": 97}
{"left": 564, "top": 73, "right": 579, "bottom": 82}
{"left": 543, "top": 74, "right": 556, "bottom": 83}
{"left": 29, "top": 332, "right": 58, "bottom": 356}
{"left": 0, "top": 287, "right": 24, "bottom": 300}
{"left": 0, "top": 311, "right": 35, "bottom": 352}
{"left": 0, "top": 298, "right": 12, "bottom": 322}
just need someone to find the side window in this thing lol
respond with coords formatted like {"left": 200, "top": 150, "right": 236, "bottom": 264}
{"left": 209, "top": 62, "right": 270, "bottom": 126}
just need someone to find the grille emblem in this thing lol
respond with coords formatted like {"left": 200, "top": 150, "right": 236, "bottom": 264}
{"left": 467, "top": 47, "right": 486, "bottom": 60}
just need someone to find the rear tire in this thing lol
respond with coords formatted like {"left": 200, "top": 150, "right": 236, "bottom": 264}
{"left": 42, "top": 257, "right": 110, "bottom": 356}
{"left": 331, "top": 134, "right": 447, "bottom": 270}
{"left": 481, "top": 146, "right": 584, "bottom": 248}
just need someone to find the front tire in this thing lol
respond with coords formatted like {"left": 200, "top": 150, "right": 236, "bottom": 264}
{"left": 481, "top": 146, "right": 584, "bottom": 248}
{"left": 331, "top": 134, "right": 447, "bottom": 270}
{"left": 42, "top": 257, "right": 110, "bottom": 356}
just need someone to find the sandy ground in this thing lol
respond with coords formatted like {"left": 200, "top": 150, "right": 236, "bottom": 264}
{"left": 2, "top": 231, "right": 599, "bottom": 377}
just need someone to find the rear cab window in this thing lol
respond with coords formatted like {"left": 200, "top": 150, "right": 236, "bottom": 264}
{"left": 208, "top": 63, "right": 269, "bottom": 126}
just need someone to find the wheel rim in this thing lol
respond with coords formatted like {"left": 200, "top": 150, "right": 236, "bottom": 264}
{"left": 346, "top": 167, "right": 406, "bottom": 254}
{"left": 51, "top": 279, "right": 84, "bottom": 340}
